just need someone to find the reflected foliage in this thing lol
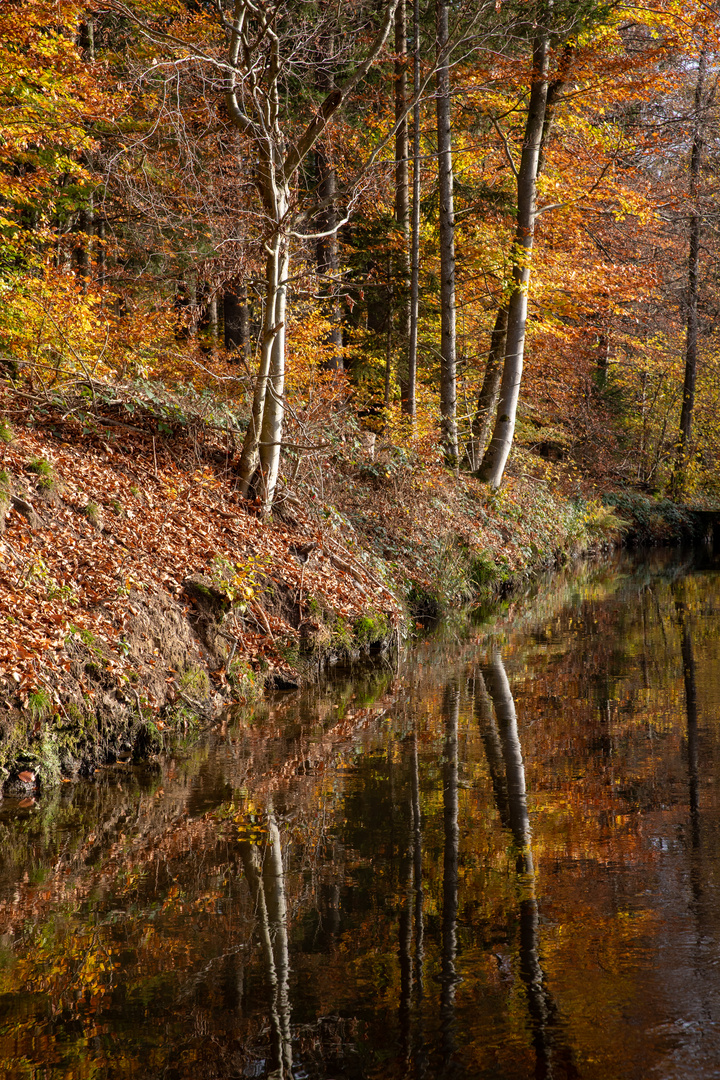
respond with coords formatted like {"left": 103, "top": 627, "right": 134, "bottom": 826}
{"left": 3, "top": 554, "right": 720, "bottom": 1077}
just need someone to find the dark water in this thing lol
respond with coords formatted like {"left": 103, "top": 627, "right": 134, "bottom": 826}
{"left": 3, "top": 551, "right": 720, "bottom": 1079}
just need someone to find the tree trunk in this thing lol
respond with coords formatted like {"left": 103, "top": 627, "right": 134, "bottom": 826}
{"left": 675, "top": 598, "right": 700, "bottom": 846}
{"left": 435, "top": 0, "right": 458, "bottom": 466}
{"left": 395, "top": 0, "right": 411, "bottom": 406}
{"left": 676, "top": 44, "right": 708, "bottom": 492}
{"left": 316, "top": 148, "right": 343, "bottom": 370}
{"left": 257, "top": 242, "right": 290, "bottom": 509}
{"left": 410, "top": 727, "right": 424, "bottom": 994}
{"left": 385, "top": 252, "right": 393, "bottom": 408}
{"left": 469, "top": 305, "right": 508, "bottom": 470}
{"left": 237, "top": 234, "right": 288, "bottom": 497}
{"left": 226, "top": 0, "right": 400, "bottom": 511}
{"left": 262, "top": 817, "right": 293, "bottom": 1078}
{"left": 406, "top": 0, "right": 421, "bottom": 420}
{"left": 477, "top": 24, "right": 551, "bottom": 488}
{"left": 96, "top": 217, "right": 106, "bottom": 285}
{"left": 441, "top": 681, "right": 459, "bottom": 1068}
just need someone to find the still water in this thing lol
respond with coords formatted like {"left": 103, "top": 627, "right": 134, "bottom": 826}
{"left": 2, "top": 551, "right": 720, "bottom": 1079}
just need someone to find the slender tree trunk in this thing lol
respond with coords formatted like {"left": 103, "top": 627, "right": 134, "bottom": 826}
{"left": 316, "top": 148, "right": 343, "bottom": 369}
{"left": 207, "top": 292, "right": 218, "bottom": 344}
{"left": 226, "top": 0, "right": 400, "bottom": 511}
{"left": 385, "top": 253, "right": 393, "bottom": 408}
{"left": 75, "top": 199, "right": 93, "bottom": 288}
{"left": 435, "top": 0, "right": 458, "bottom": 466}
{"left": 395, "top": 0, "right": 411, "bottom": 406}
{"left": 477, "top": 23, "right": 551, "bottom": 488}
{"left": 411, "top": 727, "right": 424, "bottom": 995}
{"left": 406, "top": 0, "right": 421, "bottom": 419}
{"left": 676, "top": 597, "right": 700, "bottom": 848}
{"left": 96, "top": 217, "right": 106, "bottom": 286}
{"left": 257, "top": 242, "right": 290, "bottom": 509}
{"left": 398, "top": 815, "right": 414, "bottom": 1065}
{"left": 469, "top": 305, "right": 508, "bottom": 470}
{"left": 676, "top": 45, "right": 708, "bottom": 492}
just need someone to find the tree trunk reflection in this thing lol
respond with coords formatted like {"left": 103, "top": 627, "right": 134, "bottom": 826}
{"left": 441, "top": 682, "right": 460, "bottom": 1075}
{"left": 239, "top": 814, "right": 293, "bottom": 1079}
{"left": 480, "top": 654, "right": 577, "bottom": 1079}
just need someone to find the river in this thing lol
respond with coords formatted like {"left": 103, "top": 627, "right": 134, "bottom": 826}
{"left": 2, "top": 549, "right": 720, "bottom": 1079}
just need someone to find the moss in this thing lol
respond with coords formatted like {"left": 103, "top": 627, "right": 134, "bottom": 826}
{"left": 36, "top": 733, "right": 63, "bottom": 787}
{"left": 179, "top": 666, "right": 211, "bottom": 699}
{"left": 353, "top": 611, "right": 390, "bottom": 647}
{"left": 0, "top": 421, "right": 13, "bottom": 444}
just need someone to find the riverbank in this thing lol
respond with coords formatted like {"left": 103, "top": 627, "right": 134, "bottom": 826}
{"left": 0, "top": 379, "right": 700, "bottom": 791}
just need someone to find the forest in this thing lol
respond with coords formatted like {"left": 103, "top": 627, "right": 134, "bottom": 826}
{"left": 4, "top": 7, "right": 720, "bottom": 1075}
{"left": 0, "top": 0, "right": 719, "bottom": 767}
{"left": 3, "top": 0, "right": 719, "bottom": 500}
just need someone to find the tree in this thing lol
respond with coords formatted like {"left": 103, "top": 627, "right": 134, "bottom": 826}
{"left": 435, "top": 0, "right": 459, "bottom": 467}
{"left": 475, "top": 7, "right": 551, "bottom": 487}
{"left": 674, "top": 24, "right": 715, "bottom": 493}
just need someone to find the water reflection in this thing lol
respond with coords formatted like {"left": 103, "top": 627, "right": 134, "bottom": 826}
{"left": 3, "top": 555, "right": 720, "bottom": 1078}
{"left": 479, "top": 653, "right": 577, "bottom": 1080}
{"left": 441, "top": 682, "right": 460, "bottom": 1075}
{"left": 239, "top": 814, "right": 292, "bottom": 1079}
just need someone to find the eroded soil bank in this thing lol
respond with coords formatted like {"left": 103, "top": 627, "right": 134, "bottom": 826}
{"left": 0, "top": 383, "right": 699, "bottom": 792}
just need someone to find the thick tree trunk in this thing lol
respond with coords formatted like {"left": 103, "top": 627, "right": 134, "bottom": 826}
{"left": 239, "top": 818, "right": 292, "bottom": 1079}
{"left": 468, "top": 304, "right": 508, "bottom": 470}
{"left": 406, "top": 0, "right": 421, "bottom": 419}
{"left": 435, "top": 0, "right": 458, "bottom": 466}
{"left": 676, "top": 46, "right": 707, "bottom": 490}
{"left": 262, "top": 817, "right": 293, "bottom": 1078}
{"left": 477, "top": 26, "right": 551, "bottom": 488}
{"left": 237, "top": 235, "right": 288, "bottom": 497}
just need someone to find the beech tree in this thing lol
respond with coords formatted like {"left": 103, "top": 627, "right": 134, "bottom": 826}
{"left": 475, "top": 8, "right": 551, "bottom": 488}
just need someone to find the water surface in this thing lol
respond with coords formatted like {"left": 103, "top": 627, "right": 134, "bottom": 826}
{"left": 2, "top": 551, "right": 720, "bottom": 1079}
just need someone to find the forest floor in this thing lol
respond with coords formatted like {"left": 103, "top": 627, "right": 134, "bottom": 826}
{"left": 0, "top": 379, "right": 698, "bottom": 792}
